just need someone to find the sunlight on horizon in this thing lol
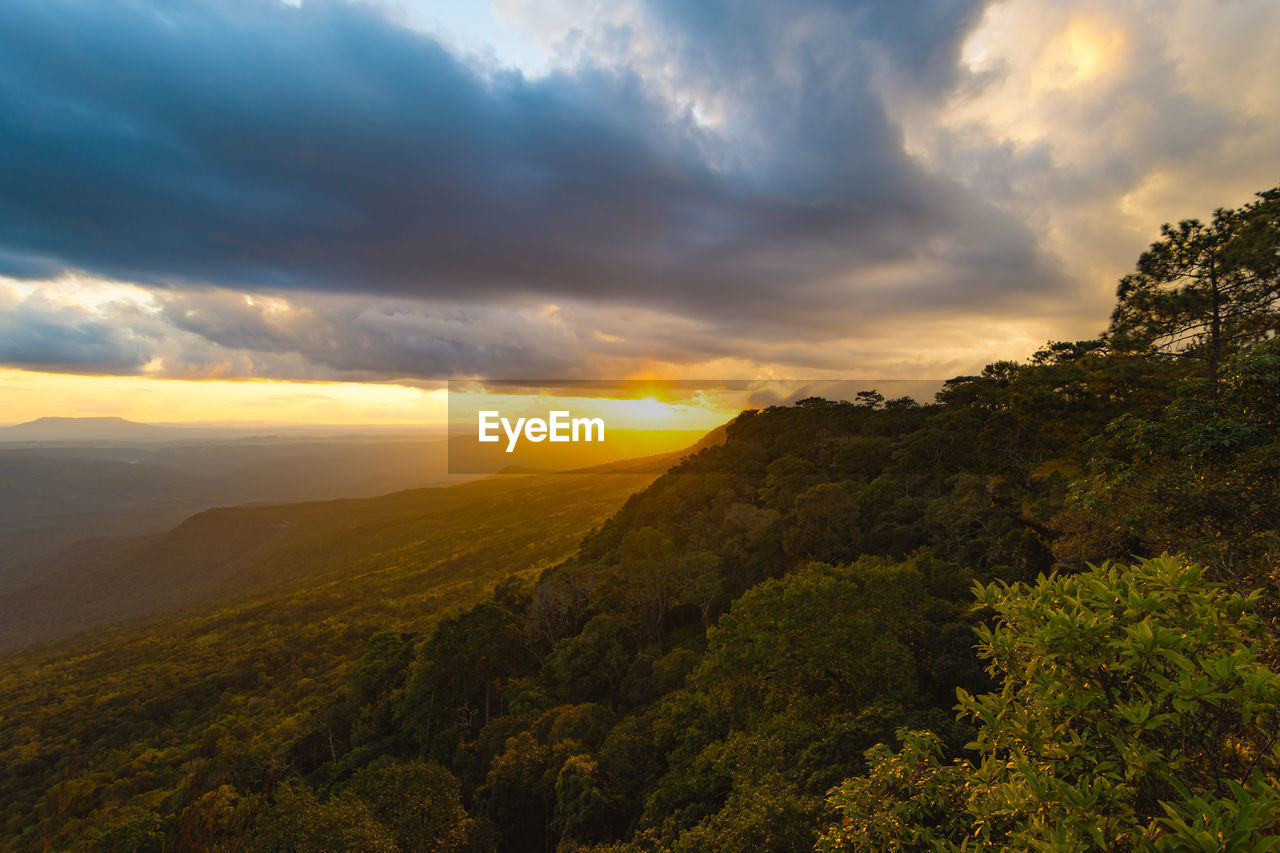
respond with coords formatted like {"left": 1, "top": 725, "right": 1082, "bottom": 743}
{"left": 0, "top": 369, "right": 746, "bottom": 432}
{"left": 0, "top": 368, "right": 450, "bottom": 426}
{"left": 446, "top": 387, "right": 740, "bottom": 435}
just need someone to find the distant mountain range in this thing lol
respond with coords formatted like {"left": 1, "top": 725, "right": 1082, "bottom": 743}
{"left": 0, "top": 416, "right": 193, "bottom": 442}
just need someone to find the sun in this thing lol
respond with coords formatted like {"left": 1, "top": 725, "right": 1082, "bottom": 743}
{"left": 1036, "top": 19, "right": 1126, "bottom": 89}
{"left": 626, "top": 396, "right": 671, "bottom": 422}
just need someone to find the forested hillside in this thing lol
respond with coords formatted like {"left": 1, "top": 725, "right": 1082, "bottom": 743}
{"left": 1, "top": 187, "right": 1278, "bottom": 851}
{"left": 0, "top": 458, "right": 673, "bottom": 850}
{"left": 0, "top": 452, "right": 682, "bottom": 651}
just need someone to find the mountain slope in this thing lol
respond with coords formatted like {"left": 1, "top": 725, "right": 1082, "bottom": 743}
{"left": 0, "top": 450, "right": 688, "bottom": 651}
{"left": 0, "top": 454, "right": 221, "bottom": 587}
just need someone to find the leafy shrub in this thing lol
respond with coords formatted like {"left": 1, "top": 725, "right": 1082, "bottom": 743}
{"left": 821, "top": 555, "right": 1280, "bottom": 852}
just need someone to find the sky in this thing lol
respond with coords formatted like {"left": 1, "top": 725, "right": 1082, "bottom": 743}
{"left": 1, "top": 0, "right": 1278, "bottom": 423}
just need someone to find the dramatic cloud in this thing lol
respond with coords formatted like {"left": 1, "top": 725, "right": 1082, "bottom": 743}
{"left": 892, "top": 0, "right": 1280, "bottom": 318}
{"left": 0, "top": 0, "right": 1276, "bottom": 380}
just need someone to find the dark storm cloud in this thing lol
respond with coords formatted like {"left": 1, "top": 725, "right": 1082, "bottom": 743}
{"left": 0, "top": 0, "right": 1066, "bottom": 339}
{"left": 0, "top": 249, "right": 66, "bottom": 281}
{"left": 0, "top": 0, "right": 710, "bottom": 295}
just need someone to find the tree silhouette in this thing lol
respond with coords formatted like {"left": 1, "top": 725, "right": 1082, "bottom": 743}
{"left": 1109, "top": 187, "right": 1279, "bottom": 389}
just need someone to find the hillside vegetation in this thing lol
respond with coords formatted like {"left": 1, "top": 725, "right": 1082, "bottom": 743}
{"left": 0, "top": 457, "right": 676, "bottom": 849}
{"left": 1, "top": 186, "right": 1278, "bottom": 852}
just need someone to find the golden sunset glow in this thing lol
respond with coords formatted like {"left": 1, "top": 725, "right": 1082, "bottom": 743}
{"left": 622, "top": 396, "right": 672, "bottom": 422}
{"left": 0, "top": 368, "right": 448, "bottom": 426}
{"left": 447, "top": 388, "right": 737, "bottom": 434}
{"left": 0, "top": 369, "right": 746, "bottom": 435}
{"left": 1035, "top": 19, "right": 1126, "bottom": 88}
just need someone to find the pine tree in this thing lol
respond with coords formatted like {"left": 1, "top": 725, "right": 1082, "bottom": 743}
{"left": 1108, "top": 187, "right": 1280, "bottom": 390}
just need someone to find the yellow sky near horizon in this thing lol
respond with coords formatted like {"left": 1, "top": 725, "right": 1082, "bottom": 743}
{"left": 0, "top": 368, "right": 743, "bottom": 432}
{"left": 0, "top": 368, "right": 448, "bottom": 426}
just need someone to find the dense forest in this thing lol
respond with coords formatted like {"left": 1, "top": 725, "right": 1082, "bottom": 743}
{"left": 2, "top": 186, "right": 1279, "bottom": 851}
